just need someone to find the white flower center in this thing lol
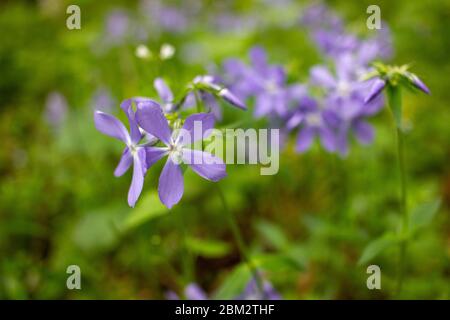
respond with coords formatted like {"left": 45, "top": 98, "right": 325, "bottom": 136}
{"left": 168, "top": 143, "right": 183, "bottom": 164}
{"left": 336, "top": 80, "right": 351, "bottom": 96}
{"left": 306, "top": 113, "right": 322, "bottom": 127}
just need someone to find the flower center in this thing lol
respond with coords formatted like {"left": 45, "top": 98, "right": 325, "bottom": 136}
{"left": 306, "top": 113, "right": 322, "bottom": 127}
{"left": 265, "top": 81, "right": 278, "bottom": 93}
{"left": 169, "top": 143, "right": 183, "bottom": 164}
{"left": 336, "top": 80, "right": 351, "bottom": 96}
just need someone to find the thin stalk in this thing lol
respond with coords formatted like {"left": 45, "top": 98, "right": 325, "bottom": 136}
{"left": 176, "top": 211, "right": 195, "bottom": 285}
{"left": 396, "top": 126, "right": 408, "bottom": 294}
{"left": 387, "top": 86, "right": 409, "bottom": 295}
{"left": 215, "top": 184, "right": 265, "bottom": 297}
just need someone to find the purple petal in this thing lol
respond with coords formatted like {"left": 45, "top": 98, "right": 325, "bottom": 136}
{"left": 185, "top": 284, "right": 208, "bottom": 300}
{"left": 120, "top": 99, "right": 142, "bottom": 144}
{"left": 364, "top": 78, "right": 386, "bottom": 104}
{"left": 254, "top": 93, "right": 272, "bottom": 118}
{"left": 310, "top": 66, "right": 336, "bottom": 88}
{"left": 136, "top": 102, "right": 172, "bottom": 145}
{"left": 296, "top": 126, "right": 315, "bottom": 153}
{"left": 353, "top": 121, "right": 374, "bottom": 145}
{"left": 286, "top": 112, "right": 303, "bottom": 130}
{"left": 219, "top": 88, "right": 246, "bottom": 110}
{"left": 318, "top": 126, "right": 336, "bottom": 152}
{"left": 158, "top": 158, "right": 184, "bottom": 209}
{"left": 94, "top": 111, "right": 130, "bottom": 143}
{"left": 410, "top": 74, "right": 430, "bottom": 94}
{"left": 178, "top": 113, "right": 215, "bottom": 145}
{"left": 128, "top": 148, "right": 146, "bottom": 207}
{"left": 114, "top": 147, "right": 133, "bottom": 177}
{"left": 182, "top": 149, "right": 227, "bottom": 182}
{"left": 145, "top": 146, "right": 168, "bottom": 168}
{"left": 154, "top": 78, "right": 174, "bottom": 103}
{"left": 250, "top": 46, "right": 268, "bottom": 73}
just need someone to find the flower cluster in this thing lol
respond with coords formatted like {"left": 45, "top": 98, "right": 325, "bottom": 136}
{"left": 218, "top": 4, "right": 394, "bottom": 156}
{"left": 94, "top": 77, "right": 245, "bottom": 208}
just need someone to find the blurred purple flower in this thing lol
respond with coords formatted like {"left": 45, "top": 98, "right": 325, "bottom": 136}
{"left": 105, "top": 9, "right": 130, "bottom": 43}
{"left": 91, "top": 88, "right": 115, "bottom": 113}
{"left": 166, "top": 283, "right": 208, "bottom": 300}
{"left": 223, "top": 47, "right": 294, "bottom": 118}
{"left": 154, "top": 78, "right": 176, "bottom": 113}
{"left": 94, "top": 98, "right": 153, "bottom": 207}
{"left": 44, "top": 91, "right": 68, "bottom": 129}
{"left": 236, "top": 277, "right": 281, "bottom": 300}
{"left": 135, "top": 103, "right": 226, "bottom": 208}
{"left": 286, "top": 96, "right": 337, "bottom": 153}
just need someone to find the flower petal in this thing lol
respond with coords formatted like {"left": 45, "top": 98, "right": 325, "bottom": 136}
{"left": 154, "top": 78, "right": 174, "bottom": 103}
{"left": 318, "top": 126, "right": 336, "bottom": 152}
{"left": 145, "top": 146, "right": 168, "bottom": 168}
{"left": 178, "top": 113, "right": 215, "bottom": 145}
{"left": 219, "top": 88, "right": 246, "bottom": 110}
{"left": 182, "top": 149, "right": 227, "bottom": 182}
{"left": 136, "top": 101, "right": 172, "bottom": 145}
{"left": 114, "top": 147, "right": 133, "bottom": 177}
{"left": 128, "top": 148, "right": 146, "bottom": 207}
{"left": 120, "top": 99, "right": 141, "bottom": 144}
{"left": 296, "top": 126, "right": 315, "bottom": 152}
{"left": 158, "top": 158, "right": 184, "bottom": 209}
{"left": 94, "top": 111, "right": 130, "bottom": 143}
{"left": 353, "top": 120, "right": 374, "bottom": 145}
{"left": 310, "top": 66, "right": 336, "bottom": 88}
{"left": 364, "top": 78, "right": 386, "bottom": 104}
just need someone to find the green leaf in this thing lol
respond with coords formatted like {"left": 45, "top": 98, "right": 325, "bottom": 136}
{"left": 255, "top": 220, "right": 288, "bottom": 249}
{"left": 213, "top": 264, "right": 252, "bottom": 299}
{"left": 386, "top": 85, "right": 402, "bottom": 128}
{"left": 358, "top": 233, "right": 397, "bottom": 266}
{"left": 73, "top": 206, "right": 122, "bottom": 253}
{"left": 185, "top": 237, "right": 231, "bottom": 258}
{"left": 119, "top": 192, "right": 168, "bottom": 231}
{"left": 253, "top": 252, "right": 304, "bottom": 272}
{"left": 410, "top": 199, "right": 441, "bottom": 231}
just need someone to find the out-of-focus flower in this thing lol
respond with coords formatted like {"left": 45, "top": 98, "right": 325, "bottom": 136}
{"left": 94, "top": 99, "right": 155, "bottom": 207}
{"left": 286, "top": 96, "right": 337, "bottom": 153}
{"left": 186, "top": 75, "right": 246, "bottom": 120}
{"left": 105, "top": 9, "right": 130, "bottom": 43}
{"left": 153, "top": 78, "right": 175, "bottom": 113}
{"left": 222, "top": 47, "right": 294, "bottom": 118}
{"left": 160, "top": 43, "right": 176, "bottom": 60}
{"left": 135, "top": 104, "right": 226, "bottom": 208}
{"left": 44, "top": 91, "right": 68, "bottom": 129}
{"left": 166, "top": 283, "right": 208, "bottom": 300}
{"left": 135, "top": 44, "right": 152, "bottom": 60}
{"left": 236, "top": 276, "right": 281, "bottom": 300}
{"left": 140, "top": 0, "right": 190, "bottom": 34}
{"left": 91, "top": 88, "right": 115, "bottom": 113}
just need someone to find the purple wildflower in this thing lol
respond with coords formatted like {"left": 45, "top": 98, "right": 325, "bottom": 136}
{"left": 225, "top": 47, "right": 293, "bottom": 118}
{"left": 186, "top": 75, "right": 246, "bottom": 120}
{"left": 236, "top": 276, "right": 281, "bottom": 300}
{"left": 91, "top": 87, "right": 115, "bottom": 113}
{"left": 287, "top": 96, "right": 337, "bottom": 153}
{"left": 44, "top": 91, "right": 68, "bottom": 129}
{"left": 94, "top": 98, "right": 156, "bottom": 207}
{"left": 166, "top": 283, "right": 208, "bottom": 300}
{"left": 135, "top": 103, "right": 227, "bottom": 208}
{"left": 154, "top": 78, "right": 175, "bottom": 113}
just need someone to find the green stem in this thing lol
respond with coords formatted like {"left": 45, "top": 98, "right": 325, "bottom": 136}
{"left": 194, "top": 89, "right": 202, "bottom": 114}
{"left": 396, "top": 126, "right": 408, "bottom": 294}
{"left": 215, "top": 184, "right": 265, "bottom": 297}
{"left": 387, "top": 86, "right": 409, "bottom": 295}
{"left": 176, "top": 211, "right": 194, "bottom": 286}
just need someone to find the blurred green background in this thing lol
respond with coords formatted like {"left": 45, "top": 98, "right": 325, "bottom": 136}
{"left": 0, "top": 0, "right": 448, "bottom": 299}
